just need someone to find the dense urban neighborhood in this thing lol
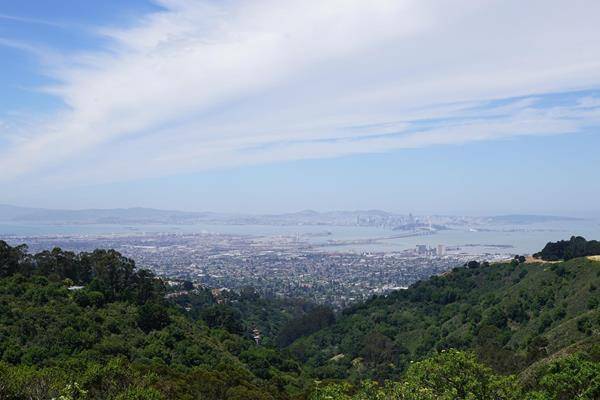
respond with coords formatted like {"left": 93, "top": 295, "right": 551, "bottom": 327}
{"left": 1, "top": 231, "right": 511, "bottom": 308}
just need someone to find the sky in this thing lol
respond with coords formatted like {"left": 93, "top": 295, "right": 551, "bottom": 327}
{"left": 0, "top": 0, "right": 599, "bottom": 216}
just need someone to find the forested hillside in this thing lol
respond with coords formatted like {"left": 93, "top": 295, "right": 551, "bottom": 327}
{"left": 533, "top": 235, "right": 600, "bottom": 261}
{"left": 290, "top": 256, "right": 600, "bottom": 381}
{"left": 0, "top": 241, "right": 307, "bottom": 399}
{"left": 0, "top": 240, "right": 598, "bottom": 399}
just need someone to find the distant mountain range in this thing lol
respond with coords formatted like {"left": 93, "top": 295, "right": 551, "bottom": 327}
{"left": 0, "top": 205, "right": 399, "bottom": 225}
{"left": 0, "top": 204, "right": 215, "bottom": 224}
{"left": 484, "top": 214, "right": 581, "bottom": 224}
{"left": 0, "top": 204, "right": 583, "bottom": 227}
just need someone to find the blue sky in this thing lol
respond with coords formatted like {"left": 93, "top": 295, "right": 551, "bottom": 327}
{"left": 1, "top": 0, "right": 600, "bottom": 215}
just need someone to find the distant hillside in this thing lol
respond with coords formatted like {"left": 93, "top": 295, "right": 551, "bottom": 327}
{"left": 14, "top": 207, "right": 210, "bottom": 224}
{"left": 0, "top": 204, "right": 223, "bottom": 224}
{"left": 0, "top": 205, "right": 398, "bottom": 225}
{"left": 486, "top": 214, "right": 581, "bottom": 224}
{"left": 289, "top": 255, "right": 600, "bottom": 381}
{"left": 0, "top": 205, "right": 410, "bottom": 227}
{"left": 0, "top": 204, "right": 45, "bottom": 221}
{"left": 0, "top": 204, "right": 583, "bottom": 230}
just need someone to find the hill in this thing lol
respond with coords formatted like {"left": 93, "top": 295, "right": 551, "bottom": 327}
{"left": 0, "top": 241, "right": 309, "bottom": 399}
{"left": 0, "top": 205, "right": 213, "bottom": 225}
{"left": 485, "top": 214, "right": 581, "bottom": 224}
{"left": 0, "top": 240, "right": 598, "bottom": 399}
{"left": 0, "top": 204, "right": 45, "bottom": 221}
{"left": 288, "top": 256, "right": 600, "bottom": 381}
{"left": 533, "top": 236, "right": 600, "bottom": 261}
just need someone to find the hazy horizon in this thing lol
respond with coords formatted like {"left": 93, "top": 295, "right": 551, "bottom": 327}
{"left": 1, "top": 202, "right": 598, "bottom": 220}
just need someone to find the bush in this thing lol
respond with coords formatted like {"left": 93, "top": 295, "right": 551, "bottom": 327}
{"left": 137, "top": 303, "right": 171, "bottom": 333}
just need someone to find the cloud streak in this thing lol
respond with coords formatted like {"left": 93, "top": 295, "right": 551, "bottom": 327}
{"left": 1, "top": 0, "right": 600, "bottom": 186}
{"left": 0, "top": 13, "right": 68, "bottom": 28}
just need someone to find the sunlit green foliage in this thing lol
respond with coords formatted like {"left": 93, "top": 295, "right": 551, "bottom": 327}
{"left": 0, "top": 240, "right": 598, "bottom": 399}
{"left": 534, "top": 236, "right": 600, "bottom": 261}
{"left": 0, "top": 241, "right": 303, "bottom": 399}
{"left": 310, "top": 349, "right": 600, "bottom": 400}
{"left": 293, "top": 256, "right": 600, "bottom": 381}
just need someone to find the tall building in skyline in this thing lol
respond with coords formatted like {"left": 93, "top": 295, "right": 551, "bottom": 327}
{"left": 437, "top": 244, "right": 446, "bottom": 257}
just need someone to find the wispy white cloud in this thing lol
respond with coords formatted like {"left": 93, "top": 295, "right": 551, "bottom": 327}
{"left": 0, "top": 37, "right": 57, "bottom": 63}
{"left": 0, "top": 13, "right": 67, "bottom": 28}
{"left": 1, "top": 0, "right": 600, "bottom": 186}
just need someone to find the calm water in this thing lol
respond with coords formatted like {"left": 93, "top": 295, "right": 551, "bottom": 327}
{"left": 1, "top": 219, "right": 599, "bottom": 255}
{"left": 330, "top": 221, "right": 600, "bottom": 254}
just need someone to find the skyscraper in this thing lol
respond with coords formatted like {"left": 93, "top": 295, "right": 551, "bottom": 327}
{"left": 437, "top": 244, "right": 446, "bottom": 256}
